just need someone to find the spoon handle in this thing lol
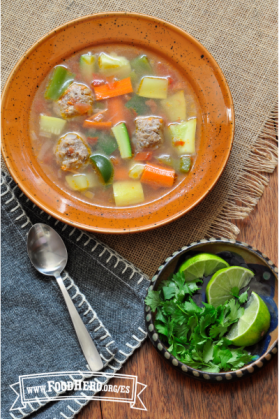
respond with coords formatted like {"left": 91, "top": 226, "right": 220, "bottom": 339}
{"left": 55, "top": 274, "right": 104, "bottom": 372}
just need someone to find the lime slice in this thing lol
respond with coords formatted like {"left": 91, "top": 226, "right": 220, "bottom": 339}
{"left": 179, "top": 253, "right": 229, "bottom": 282}
{"left": 90, "top": 154, "right": 113, "bottom": 184}
{"left": 226, "top": 292, "right": 271, "bottom": 346}
{"left": 206, "top": 266, "right": 254, "bottom": 307}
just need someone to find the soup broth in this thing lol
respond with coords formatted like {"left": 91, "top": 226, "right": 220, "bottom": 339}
{"left": 29, "top": 44, "right": 201, "bottom": 207}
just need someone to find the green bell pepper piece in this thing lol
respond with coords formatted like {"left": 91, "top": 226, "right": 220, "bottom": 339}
{"left": 45, "top": 66, "right": 74, "bottom": 101}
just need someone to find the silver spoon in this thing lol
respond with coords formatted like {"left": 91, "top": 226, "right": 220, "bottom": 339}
{"left": 27, "top": 223, "right": 103, "bottom": 372}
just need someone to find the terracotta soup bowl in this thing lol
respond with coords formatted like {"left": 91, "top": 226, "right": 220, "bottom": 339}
{"left": 1, "top": 12, "right": 234, "bottom": 233}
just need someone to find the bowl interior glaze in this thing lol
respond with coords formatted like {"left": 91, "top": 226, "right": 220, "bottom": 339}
{"left": 1, "top": 13, "right": 234, "bottom": 233}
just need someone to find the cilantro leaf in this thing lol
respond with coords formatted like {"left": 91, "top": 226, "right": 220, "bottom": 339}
{"left": 239, "top": 290, "right": 249, "bottom": 304}
{"left": 202, "top": 363, "right": 220, "bottom": 373}
{"left": 173, "top": 322, "right": 189, "bottom": 342}
{"left": 125, "top": 95, "right": 149, "bottom": 115}
{"left": 155, "top": 308, "right": 167, "bottom": 323}
{"left": 145, "top": 290, "right": 162, "bottom": 312}
{"left": 203, "top": 340, "right": 214, "bottom": 363}
{"left": 155, "top": 323, "right": 169, "bottom": 337}
{"left": 200, "top": 313, "right": 216, "bottom": 339}
{"left": 183, "top": 298, "right": 202, "bottom": 314}
{"left": 162, "top": 301, "right": 177, "bottom": 316}
{"left": 187, "top": 281, "right": 201, "bottom": 294}
{"left": 231, "top": 286, "right": 240, "bottom": 297}
{"left": 209, "top": 324, "right": 228, "bottom": 339}
{"left": 172, "top": 271, "right": 185, "bottom": 289}
{"left": 162, "top": 284, "right": 176, "bottom": 300}
{"left": 172, "top": 307, "right": 189, "bottom": 325}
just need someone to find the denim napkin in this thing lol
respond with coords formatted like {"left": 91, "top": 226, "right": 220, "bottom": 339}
{"left": 1, "top": 171, "right": 149, "bottom": 419}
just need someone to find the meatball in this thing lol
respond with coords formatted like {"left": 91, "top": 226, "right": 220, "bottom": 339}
{"left": 55, "top": 133, "right": 90, "bottom": 171}
{"left": 53, "top": 82, "right": 94, "bottom": 119}
{"left": 133, "top": 116, "right": 164, "bottom": 152}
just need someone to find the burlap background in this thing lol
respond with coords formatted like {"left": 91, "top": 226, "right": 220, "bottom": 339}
{"left": 2, "top": 0, "right": 278, "bottom": 277}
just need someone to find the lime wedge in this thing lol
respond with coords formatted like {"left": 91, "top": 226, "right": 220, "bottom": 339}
{"left": 179, "top": 253, "right": 229, "bottom": 282}
{"left": 226, "top": 292, "right": 271, "bottom": 346}
{"left": 206, "top": 266, "right": 254, "bottom": 307}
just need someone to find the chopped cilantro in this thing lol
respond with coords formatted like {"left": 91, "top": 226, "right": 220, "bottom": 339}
{"left": 145, "top": 270, "right": 255, "bottom": 372}
{"left": 125, "top": 95, "right": 149, "bottom": 115}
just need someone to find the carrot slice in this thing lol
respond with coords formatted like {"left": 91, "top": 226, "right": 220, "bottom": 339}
{"left": 87, "top": 109, "right": 107, "bottom": 122}
{"left": 83, "top": 120, "right": 112, "bottom": 130}
{"left": 108, "top": 96, "right": 126, "bottom": 125}
{"left": 141, "top": 163, "right": 176, "bottom": 188}
{"left": 134, "top": 152, "right": 153, "bottom": 161}
{"left": 94, "top": 77, "right": 133, "bottom": 100}
{"left": 113, "top": 166, "right": 130, "bottom": 181}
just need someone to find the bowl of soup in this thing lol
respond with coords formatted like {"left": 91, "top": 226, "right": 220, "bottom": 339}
{"left": 1, "top": 12, "right": 234, "bottom": 233}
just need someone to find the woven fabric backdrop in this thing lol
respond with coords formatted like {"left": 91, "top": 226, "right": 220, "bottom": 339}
{"left": 2, "top": 0, "right": 278, "bottom": 277}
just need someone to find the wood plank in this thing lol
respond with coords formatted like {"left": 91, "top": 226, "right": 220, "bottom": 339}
{"left": 78, "top": 168, "right": 277, "bottom": 419}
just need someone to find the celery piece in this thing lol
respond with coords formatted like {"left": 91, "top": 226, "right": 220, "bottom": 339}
{"left": 129, "top": 163, "right": 145, "bottom": 179}
{"left": 161, "top": 90, "right": 186, "bottom": 122}
{"left": 129, "top": 70, "right": 139, "bottom": 85}
{"left": 39, "top": 115, "right": 66, "bottom": 136}
{"left": 112, "top": 123, "right": 132, "bottom": 159}
{"left": 80, "top": 53, "right": 95, "bottom": 82}
{"left": 168, "top": 119, "right": 197, "bottom": 155}
{"left": 113, "top": 181, "right": 144, "bottom": 206}
{"left": 137, "top": 77, "right": 168, "bottom": 99}
{"left": 44, "top": 66, "right": 74, "bottom": 101}
{"left": 125, "top": 95, "right": 149, "bottom": 115}
{"left": 131, "top": 55, "right": 153, "bottom": 76}
{"left": 180, "top": 156, "right": 192, "bottom": 173}
{"left": 98, "top": 53, "right": 131, "bottom": 78}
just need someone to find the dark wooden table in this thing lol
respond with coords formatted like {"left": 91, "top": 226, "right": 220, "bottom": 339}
{"left": 78, "top": 168, "right": 278, "bottom": 419}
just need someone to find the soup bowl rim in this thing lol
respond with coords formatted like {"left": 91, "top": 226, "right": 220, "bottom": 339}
{"left": 1, "top": 12, "right": 235, "bottom": 233}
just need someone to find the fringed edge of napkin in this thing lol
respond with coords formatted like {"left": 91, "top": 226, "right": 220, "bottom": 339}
{"left": 207, "top": 102, "right": 278, "bottom": 239}
{"left": 2, "top": 172, "right": 148, "bottom": 419}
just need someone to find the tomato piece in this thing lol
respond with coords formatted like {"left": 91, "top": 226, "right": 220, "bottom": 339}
{"left": 91, "top": 74, "right": 106, "bottom": 87}
{"left": 87, "top": 136, "right": 98, "bottom": 145}
{"left": 74, "top": 102, "right": 92, "bottom": 114}
{"left": 145, "top": 99, "right": 158, "bottom": 113}
{"left": 167, "top": 76, "right": 174, "bottom": 86}
{"left": 134, "top": 152, "right": 153, "bottom": 161}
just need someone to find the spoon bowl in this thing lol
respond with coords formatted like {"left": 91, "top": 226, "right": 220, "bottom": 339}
{"left": 27, "top": 224, "right": 67, "bottom": 276}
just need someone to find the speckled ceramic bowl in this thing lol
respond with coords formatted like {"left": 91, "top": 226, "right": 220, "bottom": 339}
{"left": 145, "top": 238, "right": 278, "bottom": 382}
{"left": 1, "top": 13, "right": 234, "bottom": 233}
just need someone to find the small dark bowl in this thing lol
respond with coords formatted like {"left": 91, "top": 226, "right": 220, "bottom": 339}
{"left": 145, "top": 238, "right": 278, "bottom": 382}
